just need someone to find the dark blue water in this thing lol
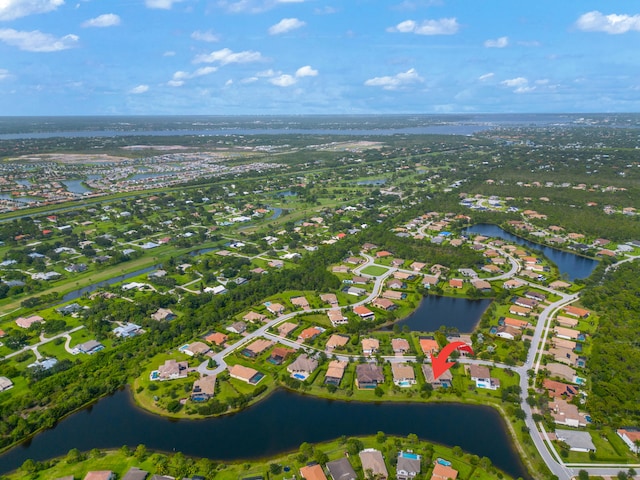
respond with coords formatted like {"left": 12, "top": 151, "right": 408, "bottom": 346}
{"left": 392, "top": 296, "right": 492, "bottom": 333}
{"left": 62, "top": 265, "right": 161, "bottom": 302}
{"left": 463, "top": 224, "right": 598, "bottom": 281}
{"left": 0, "top": 389, "right": 528, "bottom": 479}
{"left": 62, "top": 180, "right": 92, "bottom": 195}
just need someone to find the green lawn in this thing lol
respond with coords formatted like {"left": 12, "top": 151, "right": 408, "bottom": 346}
{"left": 360, "top": 265, "right": 389, "bottom": 276}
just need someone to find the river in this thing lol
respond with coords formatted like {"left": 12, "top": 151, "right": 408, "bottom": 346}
{"left": 62, "top": 265, "right": 161, "bottom": 302}
{"left": 0, "top": 389, "right": 528, "bottom": 479}
{"left": 463, "top": 224, "right": 598, "bottom": 281}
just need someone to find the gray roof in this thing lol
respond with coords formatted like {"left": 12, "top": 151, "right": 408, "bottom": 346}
{"left": 356, "top": 363, "right": 384, "bottom": 384}
{"left": 122, "top": 467, "right": 149, "bottom": 480}
{"left": 326, "top": 458, "right": 357, "bottom": 480}
{"left": 555, "top": 429, "right": 596, "bottom": 451}
{"left": 396, "top": 454, "right": 421, "bottom": 476}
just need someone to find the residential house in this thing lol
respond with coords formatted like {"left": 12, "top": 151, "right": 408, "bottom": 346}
{"left": 372, "top": 297, "right": 396, "bottom": 311}
{"left": 291, "top": 296, "right": 311, "bottom": 310}
{"left": 617, "top": 429, "right": 640, "bottom": 454}
{"left": 298, "top": 326, "right": 323, "bottom": 343}
{"left": 496, "top": 325, "right": 520, "bottom": 340}
{"left": 270, "top": 346, "right": 295, "bottom": 365}
{"left": 382, "top": 290, "right": 406, "bottom": 300}
{"left": 419, "top": 337, "right": 439, "bottom": 355}
{"left": 242, "top": 339, "right": 274, "bottom": 358}
{"left": 184, "top": 342, "right": 211, "bottom": 357}
{"left": 326, "top": 458, "right": 357, "bottom": 480}
{"left": 320, "top": 293, "right": 339, "bottom": 305}
{"left": 376, "top": 250, "right": 393, "bottom": 258}
{"left": 563, "top": 306, "right": 590, "bottom": 318}
{"left": 154, "top": 359, "right": 188, "bottom": 381}
{"left": 352, "top": 276, "right": 369, "bottom": 285}
{"left": 266, "top": 303, "right": 285, "bottom": 315}
{"left": 205, "top": 332, "right": 228, "bottom": 346}
{"left": 359, "top": 449, "right": 388, "bottom": 480}
{"left": 503, "top": 317, "right": 530, "bottom": 329}
{"left": 300, "top": 464, "right": 328, "bottom": 480}
{"left": 514, "top": 297, "right": 537, "bottom": 309}
{"left": 346, "top": 286, "right": 367, "bottom": 297}
{"left": 0, "top": 377, "right": 13, "bottom": 392}
{"left": 459, "top": 268, "right": 478, "bottom": 278}
{"left": 421, "top": 364, "right": 453, "bottom": 389}
{"left": 554, "top": 327, "right": 581, "bottom": 340}
{"left": 543, "top": 379, "right": 578, "bottom": 399}
{"left": 387, "top": 279, "right": 406, "bottom": 290}
{"left": 113, "top": 323, "right": 141, "bottom": 338}
{"left": 481, "top": 264, "right": 502, "bottom": 274}
{"left": 15, "top": 315, "right": 44, "bottom": 329}
{"left": 550, "top": 280, "right": 571, "bottom": 290}
{"left": 430, "top": 463, "right": 458, "bottom": 480}
{"left": 545, "top": 363, "right": 578, "bottom": 384}
{"left": 332, "top": 265, "right": 350, "bottom": 274}
{"left": 277, "top": 322, "right": 298, "bottom": 337}
{"left": 361, "top": 243, "right": 378, "bottom": 251}
{"left": 549, "top": 398, "right": 587, "bottom": 427}
{"left": 57, "top": 303, "right": 82, "bottom": 315}
{"left": 151, "top": 308, "right": 176, "bottom": 322}
{"left": 226, "top": 321, "right": 247, "bottom": 334}
{"left": 328, "top": 309, "right": 348, "bottom": 326}
{"left": 449, "top": 279, "right": 464, "bottom": 289}
{"left": 324, "top": 360, "right": 348, "bottom": 386}
{"left": 361, "top": 338, "right": 380, "bottom": 356}
{"left": 467, "top": 365, "right": 500, "bottom": 390}
{"left": 549, "top": 346, "right": 581, "bottom": 366}
{"left": 268, "top": 260, "right": 284, "bottom": 268}
{"left": 75, "top": 339, "right": 104, "bottom": 355}
{"left": 353, "top": 305, "right": 375, "bottom": 320}
{"left": 391, "top": 363, "right": 416, "bottom": 387}
{"left": 410, "top": 262, "right": 427, "bottom": 272}
{"left": 345, "top": 256, "right": 364, "bottom": 265}
{"left": 509, "top": 305, "right": 530, "bottom": 317}
{"left": 228, "top": 364, "right": 264, "bottom": 385}
{"left": 472, "top": 279, "right": 492, "bottom": 291}
{"left": 552, "top": 338, "right": 577, "bottom": 350}
{"left": 525, "top": 291, "right": 547, "bottom": 302}
{"left": 287, "top": 354, "right": 319, "bottom": 379}
{"left": 355, "top": 364, "right": 384, "bottom": 389}
{"left": 392, "top": 338, "right": 410, "bottom": 354}
{"left": 421, "top": 275, "right": 440, "bottom": 288}
{"left": 503, "top": 279, "right": 525, "bottom": 289}
{"left": 191, "top": 375, "right": 216, "bottom": 402}
{"left": 84, "top": 472, "right": 115, "bottom": 480}
{"left": 396, "top": 451, "right": 421, "bottom": 480}
{"left": 326, "top": 334, "right": 349, "bottom": 350}
{"left": 122, "top": 467, "right": 149, "bottom": 480}
{"left": 555, "top": 430, "right": 596, "bottom": 453}
{"left": 556, "top": 316, "right": 579, "bottom": 328}
{"left": 243, "top": 311, "right": 267, "bottom": 323}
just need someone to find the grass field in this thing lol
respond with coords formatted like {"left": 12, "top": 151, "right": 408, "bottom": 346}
{"left": 360, "top": 265, "right": 389, "bottom": 276}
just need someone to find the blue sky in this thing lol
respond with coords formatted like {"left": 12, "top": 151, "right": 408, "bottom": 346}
{"left": 1, "top": 0, "right": 640, "bottom": 115}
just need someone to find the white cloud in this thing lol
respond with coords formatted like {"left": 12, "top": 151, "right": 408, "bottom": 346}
{"left": 364, "top": 68, "right": 423, "bottom": 90}
{"left": 576, "top": 11, "right": 640, "bottom": 34}
{"left": 268, "top": 18, "right": 306, "bottom": 35}
{"left": 387, "top": 17, "right": 459, "bottom": 35}
{"left": 478, "top": 72, "right": 494, "bottom": 81}
{"left": 241, "top": 76, "right": 258, "bottom": 84}
{"left": 256, "top": 69, "right": 276, "bottom": 77}
{"left": 163, "top": 51, "right": 176, "bottom": 56}
{"left": 82, "top": 14, "right": 121, "bottom": 28}
{"left": 0, "top": 0, "right": 63, "bottom": 21}
{"left": 295, "top": 65, "right": 318, "bottom": 77}
{"left": 0, "top": 69, "right": 11, "bottom": 80}
{"left": 191, "top": 30, "right": 220, "bottom": 42}
{"left": 167, "top": 80, "right": 184, "bottom": 87}
{"left": 270, "top": 74, "right": 296, "bottom": 87}
{"left": 129, "top": 84, "right": 149, "bottom": 94}
{"left": 0, "top": 29, "right": 78, "bottom": 52}
{"left": 225, "top": 79, "right": 233, "bottom": 86}
{"left": 145, "top": 0, "right": 184, "bottom": 9}
{"left": 194, "top": 48, "right": 264, "bottom": 65}
{"left": 484, "top": 36, "right": 508, "bottom": 48}
{"left": 501, "top": 77, "right": 535, "bottom": 93}
{"left": 171, "top": 66, "right": 218, "bottom": 84}
{"left": 218, "top": 0, "right": 304, "bottom": 14}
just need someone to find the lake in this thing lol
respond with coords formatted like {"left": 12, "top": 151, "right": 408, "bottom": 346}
{"left": 388, "top": 296, "right": 492, "bottom": 333}
{"left": 62, "top": 180, "right": 92, "bottom": 195}
{"left": 463, "top": 224, "right": 598, "bottom": 281}
{"left": 62, "top": 264, "right": 161, "bottom": 302}
{"left": 0, "top": 389, "right": 529, "bottom": 479}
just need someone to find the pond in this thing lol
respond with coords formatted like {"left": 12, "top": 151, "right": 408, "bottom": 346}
{"left": 386, "top": 295, "right": 492, "bottom": 333}
{"left": 62, "top": 180, "right": 92, "bottom": 195}
{"left": 463, "top": 224, "right": 598, "bottom": 281}
{"left": 0, "top": 389, "right": 529, "bottom": 479}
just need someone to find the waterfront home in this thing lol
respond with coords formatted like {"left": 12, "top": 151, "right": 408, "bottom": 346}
{"left": 496, "top": 325, "right": 520, "bottom": 340}
{"left": 449, "top": 278, "right": 464, "bottom": 289}
{"left": 320, "top": 293, "right": 339, "bottom": 305}
{"left": 555, "top": 430, "right": 596, "bottom": 453}
{"left": 361, "top": 338, "right": 380, "bottom": 356}
{"left": 430, "top": 463, "right": 458, "bottom": 480}
{"left": 243, "top": 311, "right": 267, "bottom": 323}
{"left": 287, "top": 354, "right": 319, "bottom": 380}
{"left": 326, "top": 457, "right": 357, "bottom": 480}
{"left": 467, "top": 365, "right": 500, "bottom": 390}
{"left": 549, "top": 398, "right": 587, "bottom": 427}
{"left": 421, "top": 274, "right": 440, "bottom": 288}
{"left": 543, "top": 379, "right": 578, "bottom": 399}
{"left": 291, "top": 296, "right": 311, "bottom": 310}
{"left": 382, "top": 290, "right": 406, "bottom": 300}
{"left": 84, "top": 472, "right": 115, "bottom": 480}
{"left": 277, "top": 322, "right": 298, "bottom": 337}
{"left": 184, "top": 342, "right": 211, "bottom": 357}
{"left": 0, "top": 376, "right": 13, "bottom": 392}
{"left": 325, "top": 360, "right": 348, "bottom": 386}
{"left": 550, "top": 280, "right": 572, "bottom": 290}
{"left": 242, "top": 339, "right": 274, "bottom": 358}
{"left": 372, "top": 297, "right": 396, "bottom": 311}
{"left": 471, "top": 279, "right": 492, "bottom": 291}
{"left": 15, "top": 315, "right": 45, "bottom": 329}
{"left": 391, "top": 363, "right": 416, "bottom": 387}
{"left": 396, "top": 451, "right": 421, "bottom": 480}
{"left": 359, "top": 449, "right": 388, "bottom": 480}
{"left": 270, "top": 346, "right": 294, "bottom": 365}
{"left": 151, "top": 308, "right": 176, "bottom": 322}
{"left": 563, "top": 306, "right": 590, "bottom": 318}
{"left": 421, "top": 364, "right": 452, "bottom": 389}
{"left": 419, "top": 337, "right": 439, "bottom": 355}
{"left": 326, "top": 334, "right": 349, "bottom": 350}
{"left": 122, "top": 466, "right": 149, "bottom": 480}
{"left": 617, "top": 428, "right": 640, "bottom": 454}
{"left": 154, "top": 359, "right": 188, "bottom": 381}
{"left": 327, "top": 309, "right": 348, "bottom": 326}
{"left": 354, "top": 305, "right": 375, "bottom": 320}
{"left": 545, "top": 363, "right": 578, "bottom": 383}
{"left": 355, "top": 364, "right": 385, "bottom": 389}
{"left": 205, "top": 332, "right": 228, "bottom": 346}
{"left": 191, "top": 375, "right": 216, "bottom": 402}
{"left": 228, "top": 364, "right": 264, "bottom": 385}
{"left": 392, "top": 338, "right": 410, "bottom": 354}
{"left": 298, "top": 326, "right": 323, "bottom": 343}
{"left": 300, "top": 464, "right": 328, "bottom": 480}
{"left": 226, "top": 321, "right": 247, "bottom": 334}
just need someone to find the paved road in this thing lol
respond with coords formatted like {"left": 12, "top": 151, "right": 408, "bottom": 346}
{"left": 3, "top": 325, "right": 84, "bottom": 360}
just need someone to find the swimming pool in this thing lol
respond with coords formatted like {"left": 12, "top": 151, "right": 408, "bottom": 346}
{"left": 293, "top": 373, "right": 307, "bottom": 380}
{"left": 178, "top": 344, "right": 189, "bottom": 352}
{"left": 436, "top": 458, "right": 452, "bottom": 466}
{"left": 400, "top": 451, "right": 420, "bottom": 460}
{"left": 398, "top": 380, "right": 413, "bottom": 387}
{"left": 149, "top": 370, "right": 159, "bottom": 380}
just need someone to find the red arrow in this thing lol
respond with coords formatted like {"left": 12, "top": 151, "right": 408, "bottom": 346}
{"left": 430, "top": 341, "right": 475, "bottom": 380}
